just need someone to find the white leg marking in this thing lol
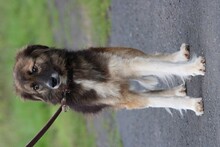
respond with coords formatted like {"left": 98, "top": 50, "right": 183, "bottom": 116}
{"left": 127, "top": 56, "right": 205, "bottom": 77}
{"left": 146, "top": 96, "right": 204, "bottom": 116}
{"left": 173, "top": 84, "right": 187, "bottom": 97}
{"left": 75, "top": 80, "right": 121, "bottom": 98}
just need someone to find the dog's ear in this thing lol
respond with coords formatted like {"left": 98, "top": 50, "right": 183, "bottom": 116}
{"left": 16, "top": 45, "right": 50, "bottom": 61}
{"left": 23, "top": 45, "right": 49, "bottom": 56}
{"left": 20, "top": 92, "right": 43, "bottom": 102}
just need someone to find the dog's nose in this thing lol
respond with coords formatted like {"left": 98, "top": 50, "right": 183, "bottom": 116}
{"left": 51, "top": 77, "right": 58, "bottom": 87}
{"left": 48, "top": 76, "right": 60, "bottom": 89}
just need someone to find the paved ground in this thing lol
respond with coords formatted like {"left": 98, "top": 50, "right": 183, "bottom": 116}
{"left": 111, "top": 0, "right": 220, "bottom": 147}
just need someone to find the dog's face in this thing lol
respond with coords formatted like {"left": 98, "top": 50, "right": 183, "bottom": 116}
{"left": 13, "top": 45, "right": 66, "bottom": 104}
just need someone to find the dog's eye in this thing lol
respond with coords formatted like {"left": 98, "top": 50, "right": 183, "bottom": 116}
{"left": 32, "top": 65, "right": 38, "bottom": 73}
{"left": 32, "top": 84, "right": 39, "bottom": 91}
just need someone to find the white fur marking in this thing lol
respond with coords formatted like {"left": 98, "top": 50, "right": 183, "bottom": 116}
{"left": 75, "top": 80, "right": 121, "bottom": 98}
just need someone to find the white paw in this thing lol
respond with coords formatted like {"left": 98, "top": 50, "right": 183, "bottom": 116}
{"left": 191, "top": 98, "right": 204, "bottom": 116}
{"left": 180, "top": 43, "right": 190, "bottom": 60}
{"left": 190, "top": 56, "right": 206, "bottom": 76}
{"left": 174, "top": 85, "right": 186, "bottom": 96}
{"left": 174, "top": 43, "right": 190, "bottom": 62}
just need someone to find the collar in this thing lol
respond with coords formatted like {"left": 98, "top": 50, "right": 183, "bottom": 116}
{"left": 61, "top": 58, "right": 75, "bottom": 106}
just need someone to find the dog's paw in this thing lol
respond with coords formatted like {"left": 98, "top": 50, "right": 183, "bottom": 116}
{"left": 179, "top": 43, "right": 190, "bottom": 61}
{"left": 191, "top": 98, "right": 204, "bottom": 116}
{"left": 190, "top": 56, "right": 206, "bottom": 76}
{"left": 173, "top": 43, "right": 190, "bottom": 62}
{"left": 174, "top": 84, "right": 186, "bottom": 96}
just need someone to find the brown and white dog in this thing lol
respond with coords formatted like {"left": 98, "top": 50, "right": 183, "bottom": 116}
{"left": 13, "top": 44, "right": 205, "bottom": 115}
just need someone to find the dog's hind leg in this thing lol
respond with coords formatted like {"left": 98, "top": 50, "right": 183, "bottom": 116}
{"left": 117, "top": 91, "right": 203, "bottom": 116}
{"left": 146, "top": 96, "right": 204, "bottom": 116}
{"left": 145, "top": 85, "right": 186, "bottom": 97}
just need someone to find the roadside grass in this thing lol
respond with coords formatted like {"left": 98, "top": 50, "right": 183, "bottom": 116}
{"left": 78, "top": 0, "right": 111, "bottom": 46}
{"left": 78, "top": 1, "right": 123, "bottom": 146}
{"left": 102, "top": 112, "right": 123, "bottom": 147}
{"left": 0, "top": 0, "right": 56, "bottom": 146}
{"left": 0, "top": 0, "right": 110, "bottom": 146}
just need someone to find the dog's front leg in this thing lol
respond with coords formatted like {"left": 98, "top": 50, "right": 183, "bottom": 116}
{"left": 129, "top": 56, "right": 205, "bottom": 78}
{"left": 146, "top": 43, "right": 190, "bottom": 62}
{"left": 118, "top": 92, "right": 204, "bottom": 116}
{"left": 146, "top": 96, "right": 203, "bottom": 116}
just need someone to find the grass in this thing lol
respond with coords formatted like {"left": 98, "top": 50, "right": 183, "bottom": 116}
{"left": 102, "top": 112, "right": 123, "bottom": 147}
{"left": 0, "top": 0, "right": 110, "bottom": 147}
{"left": 0, "top": 0, "right": 57, "bottom": 146}
{"left": 77, "top": 1, "right": 123, "bottom": 146}
{"left": 78, "top": 0, "right": 111, "bottom": 46}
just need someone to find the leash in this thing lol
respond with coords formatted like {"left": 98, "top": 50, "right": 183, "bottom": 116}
{"left": 26, "top": 60, "right": 73, "bottom": 147}
{"left": 26, "top": 98, "right": 68, "bottom": 147}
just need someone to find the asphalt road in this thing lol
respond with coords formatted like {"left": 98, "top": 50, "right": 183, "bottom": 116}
{"left": 110, "top": 0, "right": 220, "bottom": 147}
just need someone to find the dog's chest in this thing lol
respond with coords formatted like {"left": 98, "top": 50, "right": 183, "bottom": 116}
{"left": 75, "top": 80, "right": 121, "bottom": 98}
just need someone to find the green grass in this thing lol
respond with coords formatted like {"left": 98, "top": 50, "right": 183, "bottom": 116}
{"left": 0, "top": 0, "right": 58, "bottom": 146}
{"left": 102, "top": 112, "right": 123, "bottom": 147}
{"left": 0, "top": 0, "right": 110, "bottom": 147}
{"left": 78, "top": 0, "right": 111, "bottom": 46}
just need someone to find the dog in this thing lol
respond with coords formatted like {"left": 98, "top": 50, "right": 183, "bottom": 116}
{"left": 13, "top": 43, "right": 205, "bottom": 116}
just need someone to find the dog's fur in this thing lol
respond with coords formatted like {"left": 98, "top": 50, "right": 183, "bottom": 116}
{"left": 13, "top": 44, "right": 205, "bottom": 115}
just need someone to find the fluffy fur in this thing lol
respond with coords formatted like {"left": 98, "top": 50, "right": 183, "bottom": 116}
{"left": 13, "top": 43, "right": 205, "bottom": 115}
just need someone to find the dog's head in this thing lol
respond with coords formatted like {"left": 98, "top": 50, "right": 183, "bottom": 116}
{"left": 13, "top": 45, "right": 66, "bottom": 104}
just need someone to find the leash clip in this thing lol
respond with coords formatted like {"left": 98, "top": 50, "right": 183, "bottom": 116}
{"left": 61, "top": 98, "right": 69, "bottom": 112}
